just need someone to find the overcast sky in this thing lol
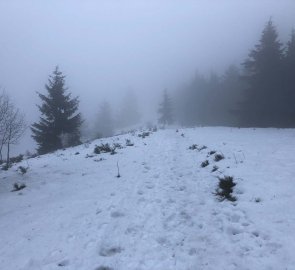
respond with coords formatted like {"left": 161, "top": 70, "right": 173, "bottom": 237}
{"left": 1, "top": 0, "right": 295, "bottom": 154}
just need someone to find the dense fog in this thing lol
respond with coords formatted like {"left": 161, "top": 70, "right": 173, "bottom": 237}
{"left": 0, "top": 0, "right": 295, "bottom": 155}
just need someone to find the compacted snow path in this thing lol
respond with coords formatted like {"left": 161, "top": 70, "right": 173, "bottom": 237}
{"left": 1, "top": 128, "right": 295, "bottom": 269}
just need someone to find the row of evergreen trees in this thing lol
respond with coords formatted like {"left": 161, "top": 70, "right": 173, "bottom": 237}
{"left": 178, "top": 66, "right": 244, "bottom": 126}
{"left": 178, "top": 19, "right": 295, "bottom": 128}
{"left": 241, "top": 20, "right": 295, "bottom": 127}
{"left": 31, "top": 19, "right": 294, "bottom": 155}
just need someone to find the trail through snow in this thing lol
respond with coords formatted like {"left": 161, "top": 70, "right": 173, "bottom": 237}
{"left": 1, "top": 128, "right": 295, "bottom": 270}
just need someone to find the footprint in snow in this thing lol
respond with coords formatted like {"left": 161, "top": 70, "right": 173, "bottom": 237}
{"left": 67, "top": 234, "right": 76, "bottom": 242}
{"left": 226, "top": 213, "right": 241, "bottom": 223}
{"left": 156, "top": 236, "right": 170, "bottom": 246}
{"left": 226, "top": 225, "right": 243, "bottom": 236}
{"left": 84, "top": 239, "right": 96, "bottom": 249}
{"left": 95, "top": 266, "right": 114, "bottom": 270}
{"left": 57, "top": 259, "right": 69, "bottom": 267}
{"left": 96, "top": 208, "right": 102, "bottom": 215}
{"left": 177, "top": 186, "right": 186, "bottom": 191}
{"left": 110, "top": 211, "right": 125, "bottom": 218}
{"left": 145, "top": 183, "right": 155, "bottom": 189}
{"left": 167, "top": 198, "right": 176, "bottom": 204}
{"left": 125, "top": 225, "right": 143, "bottom": 235}
{"left": 99, "top": 246, "right": 123, "bottom": 257}
{"left": 137, "top": 197, "right": 146, "bottom": 203}
{"left": 188, "top": 248, "right": 197, "bottom": 256}
{"left": 179, "top": 210, "right": 194, "bottom": 226}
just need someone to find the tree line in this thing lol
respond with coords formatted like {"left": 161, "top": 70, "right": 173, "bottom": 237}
{"left": 177, "top": 19, "right": 295, "bottom": 128}
{"left": 1, "top": 19, "right": 294, "bottom": 161}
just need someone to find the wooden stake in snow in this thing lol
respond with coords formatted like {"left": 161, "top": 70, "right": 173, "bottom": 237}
{"left": 116, "top": 161, "right": 121, "bottom": 178}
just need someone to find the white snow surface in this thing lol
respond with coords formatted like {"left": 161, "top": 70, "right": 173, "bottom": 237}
{"left": 1, "top": 127, "right": 295, "bottom": 270}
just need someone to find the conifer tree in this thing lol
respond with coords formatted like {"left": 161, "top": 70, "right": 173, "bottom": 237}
{"left": 240, "top": 19, "right": 284, "bottom": 127}
{"left": 158, "top": 89, "right": 174, "bottom": 125}
{"left": 31, "top": 67, "right": 82, "bottom": 154}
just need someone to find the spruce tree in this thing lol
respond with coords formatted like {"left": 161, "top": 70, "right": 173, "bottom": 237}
{"left": 240, "top": 19, "right": 284, "bottom": 127}
{"left": 158, "top": 89, "right": 174, "bottom": 125}
{"left": 31, "top": 67, "right": 82, "bottom": 154}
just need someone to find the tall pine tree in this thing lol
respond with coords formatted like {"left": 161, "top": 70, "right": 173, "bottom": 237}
{"left": 31, "top": 67, "right": 82, "bottom": 154}
{"left": 240, "top": 19, "right": 284, "bottom": 127}
{"left": 158, "top": 89, "right": 174, "bottom": 125}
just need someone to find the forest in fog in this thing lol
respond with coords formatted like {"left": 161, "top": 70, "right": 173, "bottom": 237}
{"left": 0, "top": 1, "right": 295, "bottom": 158}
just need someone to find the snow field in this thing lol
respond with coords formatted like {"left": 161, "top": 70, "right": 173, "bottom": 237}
{"left": 1, "top": 127, "right": 295, "bottom": 270}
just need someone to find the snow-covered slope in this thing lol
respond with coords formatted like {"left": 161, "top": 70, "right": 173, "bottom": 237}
{"left": 1, "top": 127, "right": 295, "bottom": 270}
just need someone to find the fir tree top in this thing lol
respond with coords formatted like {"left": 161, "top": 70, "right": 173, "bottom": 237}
{"left": 244, "top": 19, "right": 283, "bottom": 75}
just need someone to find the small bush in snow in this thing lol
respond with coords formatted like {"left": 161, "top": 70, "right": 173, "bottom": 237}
{"left": 198, "top": 145, "right": 207, "bottom": 151}
{"left": 94, "top": 157, "right": 105, "bottom": 162}
{"left": 27, "top": 153, "right": 38, "bottom": 159}
{"left": 208, "top": 150, "right": 216, "bottom": 155}
{"left": 11, "top": 183, "right": 26, "bottom": 192}
{"left": 188, "top": 144, "right": 198, "bottom": 150}
{"left": 110, "top": 148, "right": 117, "bottom": 155}
{"left": 138, "top": 131, "right": 150, "bottom": 138}
{"left": 201, "top": 160, "right": 209, "bottom": 168}
{"left": 18, "top": 166, "right": 28, "bottom": 175}
{"left": 113, "top": 143, "right": 123, "bottom": 149}
{"left": 126, "top": 139, "right": 134, "bottom": 146}
{"left": 211, "top": 165, "right": 218, "bottom": 172}
{"left": 215, "top": 176, "right": 236, "bottom": 202}
{"left": 214, "top": 153, "right": 224, "bottom": 162}
{"left": 10, "top": 154, "right": 24, "bottom": 164}
{"left": 94, "top": 143, "right": 113, "bottom": 154}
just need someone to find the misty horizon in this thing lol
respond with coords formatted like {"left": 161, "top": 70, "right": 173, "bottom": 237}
{"left": 1, "top": 0, "right": 295, "bottom": 154}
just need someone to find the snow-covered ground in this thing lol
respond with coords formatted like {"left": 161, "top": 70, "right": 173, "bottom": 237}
{"left": 1, "top": 127, "right": 295, "bottom": 270}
